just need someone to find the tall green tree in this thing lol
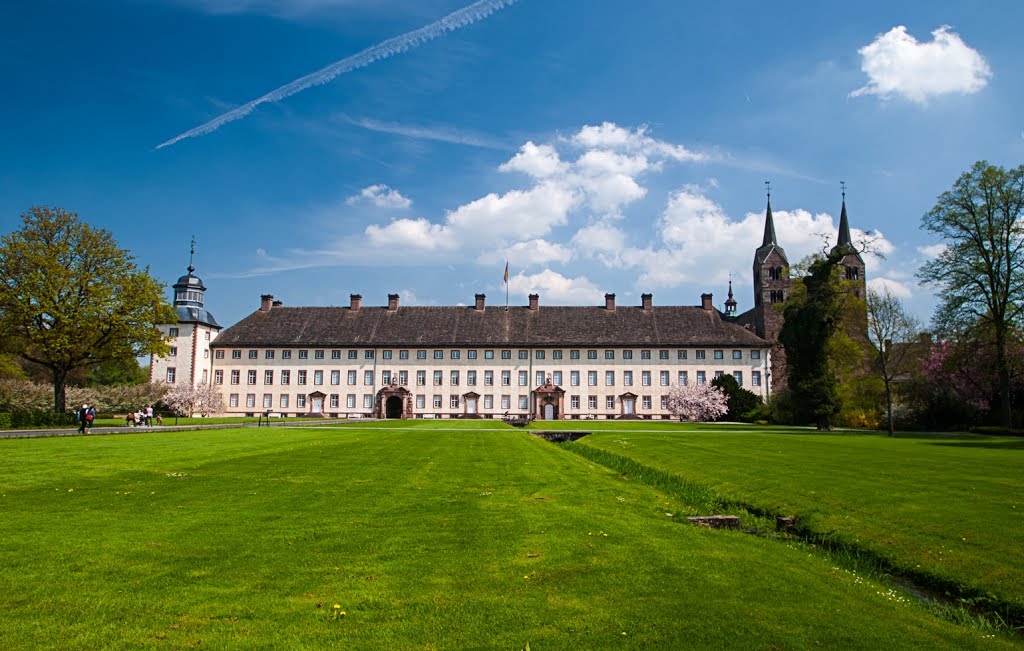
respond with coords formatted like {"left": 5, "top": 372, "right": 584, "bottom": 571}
{"left": 865, "top": 287, "right": 921, "bottom": 436}
{"left": 0, "top": 207, "right": 176, "bottom": 413}
{"left": 918, "top": 161, "right": 1024, "bottom": 428}
{"left": 780, "top": 250, "right": 848, "bottom": 430}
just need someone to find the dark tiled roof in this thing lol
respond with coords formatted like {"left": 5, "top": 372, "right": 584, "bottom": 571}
{"left": 174, "top": 305, "right": 220, "bottom": 328}
{"left": 212, "top": 305, "right": 768, "bottom": 348}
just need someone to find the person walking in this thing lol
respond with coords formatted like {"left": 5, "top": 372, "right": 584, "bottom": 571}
{"left": 85, "top": 405, "right": 96, "bottom": 433}
{"left": 77, "top": 404, "right": 88, "bottom": 434}
{"left": 145, "top": 406, "right": 153, "bottom": 427}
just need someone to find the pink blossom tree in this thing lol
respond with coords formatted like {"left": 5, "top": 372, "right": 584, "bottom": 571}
{"left": 666, "top": 382, "right": 728, "bottom": 422}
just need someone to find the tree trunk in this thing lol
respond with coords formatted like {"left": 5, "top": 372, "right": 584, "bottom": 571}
{"left": 52, "top": 368, "right": 67, "bottom": 413}
{"left": 816, "top": 415, "right": 833, "bottom": 431}
{"left": 884, "top": 382, "right": 894, "bottom": 436}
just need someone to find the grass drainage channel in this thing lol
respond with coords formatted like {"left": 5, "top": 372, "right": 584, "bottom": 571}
{"left": 557, "top": 439, "right": 1022, "bottom": 638}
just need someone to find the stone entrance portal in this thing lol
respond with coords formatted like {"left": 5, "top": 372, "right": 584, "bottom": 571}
{"left": 533, "top": 377, "right": 565, "bottom": 421}
{"left": 375, "top": 382, "right": 412, "bottom": 419}
{"left": 385, "top": 396, "right": 404, "bottom": 419}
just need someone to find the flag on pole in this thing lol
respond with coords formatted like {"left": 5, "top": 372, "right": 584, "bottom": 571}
{"left": 503, "top": 261, "right": 509, "bottom": 284}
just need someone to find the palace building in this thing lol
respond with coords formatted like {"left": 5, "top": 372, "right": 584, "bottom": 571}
{"left": 150, "top": 194, "right": 864, "bottom": 420}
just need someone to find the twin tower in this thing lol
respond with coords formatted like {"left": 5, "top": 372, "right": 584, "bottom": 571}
{"left": 732, "top": 191, "right": 866, "bottom": 388}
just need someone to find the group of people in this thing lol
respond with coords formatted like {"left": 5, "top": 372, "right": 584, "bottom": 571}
{"left": 76, "top": 404, "right": 97, "bottom": 434}
{"left": 125, "top": 406, "right": 160, "bottom": 427}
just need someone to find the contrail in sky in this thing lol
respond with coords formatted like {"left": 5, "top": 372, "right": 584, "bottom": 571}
{"left": 156, "top": 0, "right": 520, "bottom": 150}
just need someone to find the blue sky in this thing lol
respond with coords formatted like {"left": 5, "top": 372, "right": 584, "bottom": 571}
{"left": 2, "top": 0, "right": 1022, "bottom": 329}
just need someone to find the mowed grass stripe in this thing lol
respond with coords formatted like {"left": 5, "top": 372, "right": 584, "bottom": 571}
{"left": 0, "top": 426, "right": 1013, "bottom": 649}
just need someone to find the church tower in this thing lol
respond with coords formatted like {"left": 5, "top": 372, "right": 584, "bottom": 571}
{"left": 150, "top": 240, "right": 222, "bottom": 388}
{"left": 830, "top": 185, "right": 866, "bottom": 299}
{"left": 751, "top": 184, "right": 791, "bottom": 390}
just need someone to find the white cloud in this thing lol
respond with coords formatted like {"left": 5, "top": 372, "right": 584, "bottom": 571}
{"left": 499, "top": 142, "right": 567, "bottom": 178}
{"left": 917, "top": 243, "right": 946, "bottom": 259}
{"left": 851, "top": 25, "right": 991, "bottom": 104}
{"left": 569, "top": 122, "right": 705, "bottom": 162}
{"left": 346, "top": 184, "right": 412, "bottom": 209}
{"left": 478, "top": 239, "right": 572, "bottom": 267}
{"left": 365, "top": 217, "right": 451, "bottom": 251}
{"left": 509, "top": 269, "right": 604, "bottom": 304}
{"left": 868, "top": 277, "right": 914, "bottom": 299}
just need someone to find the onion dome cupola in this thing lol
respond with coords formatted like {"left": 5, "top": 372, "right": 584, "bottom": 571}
{"left": 171, "top": 239, "right": 220, "bottom": 328}
{"left": 724, "top": 276, "right": 737, "bottom": 316}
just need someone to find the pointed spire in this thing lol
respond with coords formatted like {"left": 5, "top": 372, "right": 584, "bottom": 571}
{"left": 187, "top": 235, "right": 196, "bottom": 274}
{"left": 725, "top": 274, "right": 737, "bottom": 315}
{"left": 761, "top": 181, "right": 778, "bottom": 247}
{"left": 836, "top": 182, "right": 852, "bottom": 249}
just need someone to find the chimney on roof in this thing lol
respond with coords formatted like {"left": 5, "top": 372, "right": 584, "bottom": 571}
{"left": 260, "top": 294, "right": 274, "bottom": 312}
{"left": 475, "top": 293, "right": 486, "bottom": 311}
{"left": 701, "top": 293, "right": 714, "bottom": 311}
{"left": 529, "top": 293, "right": 539, "bottom": 311}
{"left": 388, "top": 293, "right": 399, "bottom": 311}
{"left": 272, "top": 299, "right": 283, "bottom": 308}
{"left": 641, "top": 293, "right": 653, "bottom": 311}
{"left": 605, "top": 293, "right": 616, "bottom": 311}
{"left": 350, "top": 294, "right": 362, "bottom": 311}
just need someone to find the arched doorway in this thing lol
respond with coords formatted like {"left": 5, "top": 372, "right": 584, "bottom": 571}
{"left": 385, "top": 396, "right": 404, "bottom": 419}
{"left": 544, "top": 403, "right": 555, "bottom": 420}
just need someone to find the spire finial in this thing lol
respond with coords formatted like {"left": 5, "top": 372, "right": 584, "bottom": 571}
{"left": 188, "top": 236, "right": 196, "bottom": 273}
{"left": 841, "top": 180, "right": 846, "bottom": 201}
{"left": 765, "top": 180, "right": 771, "bottom": 199}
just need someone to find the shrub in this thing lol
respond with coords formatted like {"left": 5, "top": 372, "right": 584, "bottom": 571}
{"left": 0, "top": 411, "right": 78, "bottom": 429}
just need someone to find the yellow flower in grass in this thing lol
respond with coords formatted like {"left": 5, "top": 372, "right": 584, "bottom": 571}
{"left": 333, "top": 604, "right": 341, "bottom": 609}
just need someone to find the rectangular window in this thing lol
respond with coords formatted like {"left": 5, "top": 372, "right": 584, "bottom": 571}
{"left": 434, "top": 350, "right": 444, "bottom": 360}
{"left": 553, "top": 371, "right": 562, "bottom": 385}
{"left": 588, "top": 395, "right": 597, "bottom": 409}
{"left": 641, "top": 350, "right": 651, "bottom": 360}
{"left": 214, "top": 370, "right": 223, "bottom": 385}
{"left": 282, "top": 350, "right": 292, "bottom": 360}
{"left": 571, "top": 371, "right": 580, "bottom": 386}
{"left": 331, "top": 370, "right": 340, "bottom": 385}
{"left": 733, "top": 350, "right": 743, "bottom": 360}
{"left": 231, "top": 370, "right": 240, "bottom": 385}
{"left": 535, "top": 350, "right": 545, "bottom": 360}
{"left": 570, "top": 350, "right": 580, "bottom": 360}
{"left": 347, "top": 370, "right": 356, "bottom": 385}
{"left": 382, "top": 350, "right": 392, "bottom": 360}
{"left": 280, "top": 394, "right": 289, "bottom": 409}
{"left": 678, "top": 350, "right": 688, "bottom": 360}
{"left": 450, "top": 350, "right": 460, "bottom": 360}
{"left": 715, "top": 370, "right": 724, "bottom": 379}
{"left": 485, "top": 370, "right": 494, "bottom": 386}
{"left": 734, "top": 371, "right": 743, "bottom": 386}
{"left": 501, "top": 395, "right": 511, "bottom": 409}
{"left": 696, "top": 350, "right": 706, "bottom": 360}
{"left": 417, "top": 370, "right": 426, "bottom": 386}
{"left": 347, "top": 394, "right": 357, "bottom": 408}
{"left": 605, "top": 396, "right": 615, "bottom": 409}
{"left": 643, "top": 395, "right": 652, "bottom": 409}
{"left": 571, "top": 395, "right": 580, "bottom": 409}
{"left": 298, "top": 370, "right": 307, "bottom": 385}
{"left": 232, "top": 350, "right": 242, "bottom": 359}
{"left": 330, "top": 350, "right": 341, "bottom": 360}
{"left": 229, "top": 394, "right": 239, "bottom": 408}
{"left": 415, "top": 395, "right": 424, "bottom": 409}
{"left": 642, "top": 371, "right": 651, "bottom": 386}
{"left": 400, "top": 350, "right": 409, "bottom": 360}
{"left": 587, "top": 350, "right": 597, "bottom": 360}
{"left": 624, "top": 370, "right": 633, "bottom": 386}
{"left": 166, "top": 367, "right": 176, "bottom": 383}
{"left": 363, "top": 394, "right": 373, "bottom": 409}
{"left": 399, "top": 370, "right": 408, "bottom": 386}
{"left": 201, "top": 369, "right": 208, "bottom": 385}
{"left": 381, "top": 370, "right": 391, "bottom": 385}
{"left": 536, "top": 371, "right": 545, "bottom": 386}
{"left": 246, "top": 393, "right": 256, "bottom": 408}
{"left": 434, "top": 371, "right": 443, "bottom": 386}
{"left": 697, "top": 371, "right": 706, "bottom": 384}
{"left": 417, "top": 350, "right": 427, "bottom": 360}
{"left": 588, "top": 371, "right": 597, "bottom": 386}
{"left": 450, "top": 395, "right": 460, "bottom": 409}
{"left": 518, "top": 350, "right": 529, "bottom": 360}
{"left": 266, "top": 350, "right": 275, "bottom": 359}
{"left": 364, "top": 371, "right": 374, "bottom": 385}
{"left": 605, "top": 371, "right": 615, "bottom": 386}
{"left": 169, "top": 327, "right": 179, "bottom": 337}
{"left": 660, "top": 371, "right": 670, "bottom": 386}
{"left": 518, "top": 395, "right": 528, "bottom": 410}
{"left": 553, "top": 350, "right": 563, "bottom": 360}
{"left": 314, "top": 350, "right": 325, "bottom": 360}
{"left": 605, "top": 350, "right": 614, "bottom": 360}
{"left": 297, "top": 394, "right": 306, "bottom": 408}
{"left": 330, "top": 394, "right": 340, "bottom": 408}
{"left": 752, "top": 371, "right": 762, "bottom": 386}
{"left": 501, "top": 371, "right": 511, "bottom": 386}
{"left": 714, "top": 350, "right": 724, "bottom": 360}
{"left": 215, "top": 350, "right": 225, "bottom": 359}
{"left": 281, "top": 370, "right": 291, "bottom": 385}
{"left": 248, "top": 370, "right": 257, "bottom": 385}
{"left": 348, "top": 350, "right": 358, "bottom": 359}
{"left": 467, "top": 370, "right": 477, "bottom": 386}
{"left": 263, "top": 394, "right": 272, "bottom": 409}
{"left": 518, "top": 371, "right": 528, "bottom": 386}
{"left": 623, "top": 350, "right": 633, "bottom": 360}
{"left": 661, "top": 395, "right": 669, "bottom": 410}
{"left": 751, "top": 350, "right": 761, "bottom": 360}
{"left": 467, "top": 350, "right": 477, "bottom": 360}
{"left": 299, "top": 350, "right": 308, "bottom": 359}
{"left": 433, "top": 395, "right": 443, "bottom": 409}
{"left": 450, "top": 370, "right": 459, "bottom": 386}
{"left": 485, "top": 350, "right": 495, "bottom": 360}
{"left": 480, "top": 394, "right": 491, "bottom": 409}
{"left": 264, "top": 370, "right": 274, "bottom": 385}
{"left": 249, "top": 350, "right": 258, "bottom": 359}
{"left": 659, "top": 350, "right": 669, "bottom": 360}
{"left": 203, "top": 350, "right": 209, "bottom": 360}
{"left": 365, "top": 350, "right": 374, "bottom": 360}
{"left": 679, "top": 371, "right": 688, "bottom": 385}
{"left": 169, "top": 346, "right": 177, "bottom": 357}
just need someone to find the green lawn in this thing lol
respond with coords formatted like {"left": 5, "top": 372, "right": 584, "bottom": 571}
{"left": 0, "top": 423, "right": 1016, "bottom": 649}
{"left": 561, "top": 423, "right": 1024, "bottom": 623}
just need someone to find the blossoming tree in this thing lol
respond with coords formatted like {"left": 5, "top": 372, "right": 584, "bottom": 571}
{"left": 666, "top": 382, "right": 728, "bottom": 422}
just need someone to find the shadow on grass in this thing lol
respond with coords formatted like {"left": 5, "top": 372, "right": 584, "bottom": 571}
{"left": 928, "top": 439, "right": 1024, "bottom": 450}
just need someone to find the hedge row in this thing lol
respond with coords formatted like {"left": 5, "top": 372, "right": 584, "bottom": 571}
{"left": 0, "top": 411, "right": 79, "bottom": 430}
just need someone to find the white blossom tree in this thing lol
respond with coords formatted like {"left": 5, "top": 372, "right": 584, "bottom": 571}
{"left": 162, "top": 383, "right": 223, "bottom": 418}
{"left": 666, "top": 382, "right": 728, "bottom": 422}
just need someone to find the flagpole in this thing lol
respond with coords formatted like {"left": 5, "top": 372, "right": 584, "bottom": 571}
{"left": 504, "top": 259, "right": 509, "bottom": 311}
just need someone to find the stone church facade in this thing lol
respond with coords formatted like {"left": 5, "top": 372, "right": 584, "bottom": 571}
{"left": 151, "top": 194, "right": 864, "bottom": 420}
